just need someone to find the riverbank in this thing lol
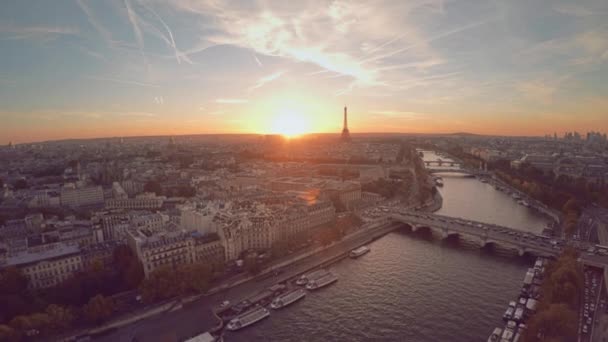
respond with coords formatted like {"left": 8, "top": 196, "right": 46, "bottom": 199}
{"left": 479, "top": 174, "right": 562, "bottom": 233}
{"left": 90, "top": 220, "right": 404, "bottom": 342}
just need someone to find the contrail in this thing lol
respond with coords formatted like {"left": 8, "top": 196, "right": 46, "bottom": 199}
{"left": 143, "top": 3, "right": 192, "bottom": 65}
{"left": 76, "top": 0, "right": 113, "bottom": 44}
{"left": 124, "top": 0, "right": 151, "bottom": 77}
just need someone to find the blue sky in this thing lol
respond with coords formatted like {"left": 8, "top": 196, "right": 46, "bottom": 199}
{"left": 1, "top": 0, "right": 607, "bottom": 143}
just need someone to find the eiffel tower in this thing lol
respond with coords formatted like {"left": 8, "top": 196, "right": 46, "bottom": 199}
{"left": 341, "top": 106, "right": 351, "bottom": 142}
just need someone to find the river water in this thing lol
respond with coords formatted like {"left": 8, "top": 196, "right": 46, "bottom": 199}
{"left": 224, "top": 151, "right": 550, "bottom": 342}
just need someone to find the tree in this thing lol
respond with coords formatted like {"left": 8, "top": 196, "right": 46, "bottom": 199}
{"left": 0, "top": 324, "right": 19, "bottom": 342}
{"left": 123, "top": 260, "right": 145, "bottom": 290}
{"left": 0, "top": 294, "right": 29, "bottom": 324}
{"left": 83, "top": 295, "right": 114, "bottom": 324}
{"left": 143, "top": 180, "right": 162, "bottom": 195}
{"left": 0, "top": 267, "right": 28, "bottom": 295}
{"left": 45, "top": 304, "right": 74, "bottom": 331}
{"left": 12, "top": 179, "right": 28, "bottom": 190}
{"left": 140, "top": 266, "right": 179, "bottom": 303}
{"left": 524, "top": 303, "right": 578, "bottom": 341}
{"left": 113, "top": 245, "right": 144, "bottom": 289}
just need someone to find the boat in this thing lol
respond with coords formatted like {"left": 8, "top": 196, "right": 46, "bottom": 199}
{"left": 488, "top": 328, "right": 502, "bottom": 342}
{"left": 350, "top": 246, "right": 371, "bottom": 258}
{"left": 513, "top": 306, "right": 525, "bottom": 322}
{"left": 305, "top": 272, "right": 338, "bottom": 290}
{"left": 184, "top": 332, "right": 221, "bottom": 342}
{"left": 502, "top": 327, "right": 515, "bottom": 340}
{"left": 512, "top": 193, "right": 521, "bottom": 200}
{"left": 435, "top": 178, "right": 444, "bottom": 187}
{"left": 226, "top": 306, "right": 270, "bottom": 331}
{"left": 270, "top": 289, "right": 306, "bottom": 309}
{"left": 296, "top": 269, "right": 328, "bottom": 286}
{"left": 503, "top": 306, "right": 515, "bottom": 321}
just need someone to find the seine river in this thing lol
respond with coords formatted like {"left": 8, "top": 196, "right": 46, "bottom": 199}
{"left": 225, "top": 151, "right": 550, "bottom": 342}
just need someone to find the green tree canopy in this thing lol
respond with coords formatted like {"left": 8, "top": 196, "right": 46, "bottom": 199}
{"left": 83, "top": 295, "right": 114, "bottom": 324}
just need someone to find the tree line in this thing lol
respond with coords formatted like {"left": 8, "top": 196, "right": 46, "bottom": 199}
{"left": 523, "top": 248, "right": 583, "bottom": 341}
{"left": 0, "top": 245, "right": 143, "bottom": 340}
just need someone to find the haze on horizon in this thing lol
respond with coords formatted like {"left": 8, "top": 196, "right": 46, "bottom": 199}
{"left": 1, "top": 0, "right": 607, "bottom": 144}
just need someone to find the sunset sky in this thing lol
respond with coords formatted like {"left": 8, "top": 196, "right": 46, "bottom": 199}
{"left": 1, "top": 0, "right": 608, "bottom": 143}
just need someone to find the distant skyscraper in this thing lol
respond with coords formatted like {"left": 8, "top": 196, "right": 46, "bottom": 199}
{"left": 341, "top": 106, "right": 351, "bottom": 142}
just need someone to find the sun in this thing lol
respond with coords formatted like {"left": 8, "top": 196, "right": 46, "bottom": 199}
{"left": 270, "top": 108, "right": 311, "bottom": 138}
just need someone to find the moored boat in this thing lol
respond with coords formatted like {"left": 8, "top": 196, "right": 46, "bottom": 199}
{"left": 296, "top": 269, "right": 328, "bottom": 286}
{"left": 488, "top": 327, "right": 502, "bottom": 342}
{"left": 184, "top": 332, "right": 221, "bottom": 342}
{"left": 350, "top": 246, "right": 371, "bottom": 258}
{"left": 305, "top": 272, "right": 338, "bottom": 290}
{"left": 270, "top": 288, "right": 306, "bottom": 309}
{"left": 435, "top": 178, "right": 444, "bottom": 187}
{"left": 226, "top": 306, "right": 270, "bottom": 331}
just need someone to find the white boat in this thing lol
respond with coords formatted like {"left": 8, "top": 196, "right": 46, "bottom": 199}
{"left": 513, "top": 306, "right": 525, "bottom": 322}
{"left": 296, "top": 269, "right": 328, "bottom": 286}
{"left": 270, "top": 289, "right": 306, "bottom": 309}
{"left": 488, "top": 328, "right": 502, "bottom": 342}
{"left": 226, "top": 306, "right": 270, "bottom": 331}
{"left": 502, "top": 327, "right": 514, "bottom": 340}
{"left": 435, "top": 178, "right": 444, "bottom": 187}
{"left": 503, "top": 306, "right": 515, "bottom": 321}
{"left": 305, "top": 272, "right": 338, "bottom": 290}
{"left": 350, "top": 246, "right": 371, "bottom": 258}
{"left": 184, "top": 332, "right": 221, "bottom": 342}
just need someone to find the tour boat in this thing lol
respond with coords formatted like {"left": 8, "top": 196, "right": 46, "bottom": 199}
{"left": 503, "top": 306, "right": 515, "bottom": 321}
{"left": 349, "top": 246, "right": 371, "bottom": 258}
{"left": 305, "top": 272, "right": 338, "bottom": 290}
{"left": 226, "top": 306, "right": 270, "bottom": 331}
{"left": 270, "top": 288, "right": 307, "bottom": 309}
{"left": 487, "top": 328, "right": 502, "bottom": 342}
{"left": 296, "top": 269, "right": 328, "bottom": 286}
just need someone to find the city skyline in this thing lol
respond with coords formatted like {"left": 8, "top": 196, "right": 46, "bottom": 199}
{"left": 2, "top": 0, "right": 608, "bottom": 143}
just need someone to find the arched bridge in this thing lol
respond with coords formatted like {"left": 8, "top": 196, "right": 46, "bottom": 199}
{"left": 424, "top": 160, "right": 459, "bottom": 167}
{"left": 389, "top": 211, "right": 562, "bottom": 257}
{"left": 425, "top": 166, "right": 489, "bottom": 176}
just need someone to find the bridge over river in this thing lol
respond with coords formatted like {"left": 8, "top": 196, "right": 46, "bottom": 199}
{"left": 389, "top": 210, "right": 562, "bottom": 257}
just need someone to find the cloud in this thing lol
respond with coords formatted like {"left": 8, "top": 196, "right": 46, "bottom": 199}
{"left": 252, "top": 53, "right": 263, "bottom": 67}
{"left": 518, "top": 29, "right": 608, "bottom": 67}
{"left": 369, "top": 110, "right": 425, "bottom": 119}
{"left": 516, "top": 80, "right": 559, "bottom": 104}
{"left": 553, "top": 4, "right": 595, "bottom": 17}
{"left": 248, "top": 70, "right": 285, "bottom": 91}
{"left": 216, "top": 98, "right": 248, "bottom": 104}
{"left": 86, "top": 75, "right": 160, "bottom": 87}
{"left": 76, "top": 0, "right": 113, "bottom": 43}
{"left": 0, "top": 24, "right": 79, "bottom": 41}
{"left": 124, "top": 0, "right": 151, "bottom": 76}
{"left": 168, "top": 1, "right": 454, "bottom": 88}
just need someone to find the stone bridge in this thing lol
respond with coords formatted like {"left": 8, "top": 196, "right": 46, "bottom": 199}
{"left": 424, "top": 160, "right": 459, "bottom": 167}
{"left": 389, "top": 211, "right": 561, "bottom": 257}
{"left": 425, "top": 167, "right": 489, "bottom": 176}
